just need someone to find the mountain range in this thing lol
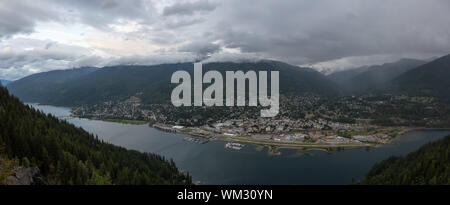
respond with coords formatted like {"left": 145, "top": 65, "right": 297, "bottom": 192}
{"left": 6, "top": 54, "right": 450, "bottom": 105}
{"left": 7, "top": 61, "right": 340, "bottom": 106}
{"left": 327, "top": 59, "right": 426, "bottom": 92}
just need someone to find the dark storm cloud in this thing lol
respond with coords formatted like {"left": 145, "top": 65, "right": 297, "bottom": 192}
{"left": 0, "top": 39, "right": 92, "bottom": 69}
{"left": 0, "top": 0, "right": 154, "bottom": 39}
{"left": 54, "top": 0, "right": 155, "bottom": 30}
{"left": 162, "top": 0, "right": 217, "bottom": 16}
{"left": 163, "top": 18, "right": 203, "bottom": 29}
{"left": 101, "top": 0, "right": 118, "bottom": 10}
{"left": 3, "top": 0, "right": 450, "bottom": 64}
{"left": 2, "top": 0, "right": 450, "bottom": 79}
{"left": 178, "top": 41, "right": 221, "bottom": 56}
{"left": 0, "top": 1, "right": 58, "bottom": 38}
{"left": 0, "top": 38, "right": 96, "bottom": 79}
{"left": 211, "top": 0, "right": 450, "bottom": 65}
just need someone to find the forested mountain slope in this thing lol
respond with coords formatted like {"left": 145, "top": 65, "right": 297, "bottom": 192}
{"left": 7, "top": 61, "right": 341, "bottom": 106}
{"left": 0, "top": 86, "right": 191, "bottom": 185}
{"left": 393, "top": 54, "right": 450, "bottom": 100}
{"left": 361, "top": 135, "right": 450, "bottom": 185}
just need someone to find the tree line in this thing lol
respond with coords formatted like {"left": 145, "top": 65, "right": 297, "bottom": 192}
{"left": 0, "top": 86, "right": 191, "bottom": 185}
{"left": 361, "top": 134, "right": 450, "bottom": 185}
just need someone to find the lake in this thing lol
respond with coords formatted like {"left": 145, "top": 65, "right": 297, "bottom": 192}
{"left": 29, "top": 103, "right": 450, "bottom": 185}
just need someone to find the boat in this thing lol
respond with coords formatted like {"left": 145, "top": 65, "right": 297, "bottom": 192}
{"left": 225, "top": 142, "right": 245, "bottom": 150}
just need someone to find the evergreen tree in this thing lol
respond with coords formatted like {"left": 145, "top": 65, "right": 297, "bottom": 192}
{"left": 0, "top": 86, "right": 191, "bottom": 185}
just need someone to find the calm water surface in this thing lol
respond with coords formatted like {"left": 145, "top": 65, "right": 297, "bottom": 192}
{"left": 29, "top": 103, "right": 450, "bottom": 185}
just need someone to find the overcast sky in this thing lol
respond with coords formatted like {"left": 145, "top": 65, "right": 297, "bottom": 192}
{"left": 1, "top": 0, "right": 450, "bottom": 80}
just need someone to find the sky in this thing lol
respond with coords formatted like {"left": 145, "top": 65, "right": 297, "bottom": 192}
{"left": 1, "top": 0, "right": 450, "bottom": 80}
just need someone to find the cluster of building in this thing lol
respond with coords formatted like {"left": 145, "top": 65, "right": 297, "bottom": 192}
{"left": 71, "top": 95, "right": 402, "bottom": 146}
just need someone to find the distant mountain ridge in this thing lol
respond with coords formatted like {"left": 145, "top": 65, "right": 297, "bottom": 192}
{"left": 7, "top": 61, "right": 341, "bottom": 106}
{"left": 326, "top": 66, "right": 371, "bottom": 86}
{"left": 7, "top": 67, "right": 97, "bottom": 104}
{"left": 349, "top": 59, "right": 426, "bottom": 91}
{"left": 327, "top": 58, "right": 426, "bottom": 93}
{"left": 393, "top": 53, "right": 450, "bottom": 100}
{"left": 8, "top": 54, "right": 450, "bottom": 105}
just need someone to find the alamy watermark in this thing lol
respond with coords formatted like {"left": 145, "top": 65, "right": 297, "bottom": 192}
{"left": 170, "top": 63, "right": 279, "bottom": 117}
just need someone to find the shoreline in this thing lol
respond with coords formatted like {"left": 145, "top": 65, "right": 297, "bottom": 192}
{"left": 149, "top": 123, "right": 450, "bottom": 152}
{"left": 28, "top": 103, "right": 450, "bottom": 152}
{"left": 74, "top": 116, "right": 450, "bottom": 151}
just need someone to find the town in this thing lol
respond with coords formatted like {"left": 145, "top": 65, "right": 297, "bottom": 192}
{"left": 71, "top": 93, "right": 450, "bottom": 151}
{"left": 170, "top": 63, "right": 279, "bottom": 117}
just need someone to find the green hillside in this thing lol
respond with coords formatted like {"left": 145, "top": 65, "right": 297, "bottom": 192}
{"left": 0, "top": 86, "right": 191, "bottom": 185}
{"left": 6, "top": 67, "right": 97, "bottom": 104}
{"left": 361, "top": 135, "right": 450, "bottom": 185}
{"left": 393, "top": 54, "right": 450, "bottom": 100}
